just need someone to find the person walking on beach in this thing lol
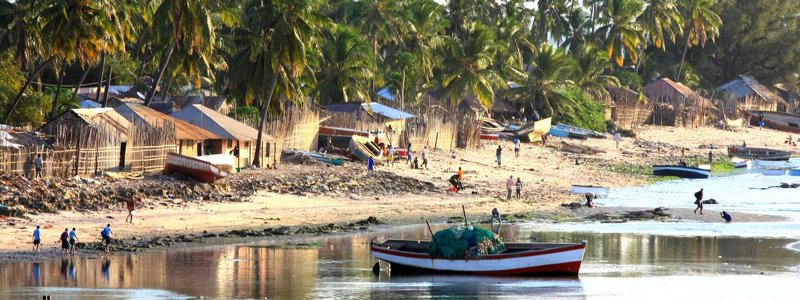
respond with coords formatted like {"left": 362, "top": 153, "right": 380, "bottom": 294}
{"left": 421, "top": 146, "right": 429, "bottom": 170}
{"left": 34, "top": 154, "right": 43, "bottom": 178}
{"left": 59, "top": 228, "right": 70, "bottom": 255}
{"left": 694, "top": 188, "right": 704, "bottom": 214}
{"left": 496, "top": 145, "right": 503, "bottom": 167}
{"left": 387, "top": 145, "right": 394, "bottom": 166}
{"left": 69, "top": 228, "right": 79, "bottom": 254}
{"left": 614, "top": 132, "right": 621, "bottom": 149}
{"left": 515, "top": 178, "right": 522, "bottom": 199}
{"left": 506, "top": 176, "right": 514, "bottom": 200}
{"left": 708, "top": 150, "right": 713, "bottom": 163}
{"left": 368, "top": 156, "right": 375, "bottom": 172}
{"left": 101, "top": 224, "right": 113, "bottom": 253}
{"left": 32, "top": 225, "right": 41, "bottom": 252}
{"left": 513, "top": 137, "right": 521, "bottom": 158}
{"left": 125, "top": 196, "right": 136, "bottom": 224}
{"left": 407, "top": 143, "right": 412, "bottom": 164}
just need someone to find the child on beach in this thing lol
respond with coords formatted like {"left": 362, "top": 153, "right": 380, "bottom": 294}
{"left": 125, "top": 196, "right": 137, "bottom": 224}
{"left": 614, "top": 132, "right": 621, "bottom": 149}
{"left": 513, "top": 138, "right": 520, "bottom": 158}
{"left": 69, "top": 228, "right": 79, "bottom": 254}
{"left": 101, "top": 224, "right": 113, "bottom": 253}
{"left": 496, "top": 145, "right": 503, "bottom": 167}
{"left": 33, "top": 226, "right": 41, "bottom": 252}
{"left": 515, "top": 178, "right": 522, "bottom": 199}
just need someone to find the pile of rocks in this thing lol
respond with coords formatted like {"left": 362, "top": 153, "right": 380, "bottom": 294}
{"left": 0, "top": 164, "right": 440, "bottom": 215}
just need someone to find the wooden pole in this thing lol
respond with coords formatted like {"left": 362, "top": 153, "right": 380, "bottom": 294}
{"left": 462, "top": 205, "right": 468, "bottom": 227}
{"left": 425, "top": 220, "right": 441, "bottom": 250}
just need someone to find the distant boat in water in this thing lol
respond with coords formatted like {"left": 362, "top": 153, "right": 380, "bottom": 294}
{"left": 727, "top": 146, "right": 791, "bottom": 161}
{"left": 652, "top": 165, "right": 711, "bottom": 179}
{"left": 791, "top": 168, "right": 800, "bottom": 176}
{"left": 761, "top": 169, "right": 786, "bottom": 176}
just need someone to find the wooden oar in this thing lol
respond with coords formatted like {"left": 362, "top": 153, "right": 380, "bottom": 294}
{"left": 425, "top": 221, "right": 441, "bottom": 251}
{"left": 462, "top": 205, "right": 468, "bottom": 227}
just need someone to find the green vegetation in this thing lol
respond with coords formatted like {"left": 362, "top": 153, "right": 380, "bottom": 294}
{"left": 600, "top": 162, "right": 653, "bottom": 177}
{"left": 0, "top": 0, "right": 798, "bottom": 142}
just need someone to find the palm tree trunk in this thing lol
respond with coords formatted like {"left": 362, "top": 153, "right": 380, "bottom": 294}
{"left": 73, "top": 66, "right": 92, "bottom": 96}
{"left": 676, "top": 33, "right": 691, "bottom": 82}
{"left": 94, "top": 52, "right": 106, "bottom": 102}
{"left": 50, "top": 61, "right": 68, "bottom": 120}
{"left": 254, "top": 69, "right": 280, "bottom": 168}
{"left": 144, "top": 39, "right": 177, "bottom": 106}
{"left": 101, "top": 66, "right": 113, "bottom": 107}
{"left": 2, "top": 57, "right": 54, "bottom": 124}
{"left": 634, "top": 34, "right": 649, "bottom": 74}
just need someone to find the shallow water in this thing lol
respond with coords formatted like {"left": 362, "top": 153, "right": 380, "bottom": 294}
{"left": 1, "top": 224, "right": 798, "bottom": 299}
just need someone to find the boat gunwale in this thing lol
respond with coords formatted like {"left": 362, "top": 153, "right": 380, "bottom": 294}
{"left": 370, "top": 239, "right": 587, "bottom": 261}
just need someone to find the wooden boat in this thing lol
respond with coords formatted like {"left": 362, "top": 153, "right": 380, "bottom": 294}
{"left": 548, "top": 123, "right": 605, "bottom": 139}
{"left": 746, "top": 111, "right": 800, "bottom": 134}
{"left": 733, "top": 161, "right": 750, "bottom": 168}
{"left": 569, "top": 185, "right": 610, "bottom": 197}
{"left": 761, "top": 168, "right": 786, "bottom": 176}
{"left": 318, "top": 125, "right": 370, "bottom": 138}
{"left": 755, "top": 160, "right": 790, "bottom": 169}
{"left": 791, "top": 168, "right": 800, "bottom": 176}
{"left": 349, "top": 135, "right": 383, "bottom": 162}
{"left": 727, "top": 146, "right": 791, "bottom": 161}
{"left": 481, "top": 119, "right": 506, "bottom": 134}
{"left": 164, "top": 153, "right": 229, "bottom": 183}
{"left": 513, "top": 117, "right": 552, "bottom": 143}
{"left": 652, "top": 165, "right": 711, "bottom": 179}
{"left": 284, "top": 149, "right": 345, "bottom": 166}
{"left": 370, "top": 239, "right": 587, "bottom": 275}
{"left": 480, "top": 133, "right": 500, "bottom": 141}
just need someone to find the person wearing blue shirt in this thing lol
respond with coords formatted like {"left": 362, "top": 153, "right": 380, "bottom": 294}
{"left": 32, "top": 226, "right": 41, "bottom": 253}
{"left": 367, "top": 156, "right": 375, "bottom": 171}
{"left": 69, "top": 228, "right": 79, "bottom": 254}
{"left": 101, "top": 224, "right": 112, "bottom": 253}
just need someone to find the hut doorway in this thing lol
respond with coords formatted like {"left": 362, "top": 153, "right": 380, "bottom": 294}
{"left": 197, "top": 142, "right": 202, "bottom": 156}
{"left": 119, "top": 142, "right": 127, "bottom": 169}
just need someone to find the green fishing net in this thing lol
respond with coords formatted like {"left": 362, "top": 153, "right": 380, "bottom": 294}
{"left": 427, "top": 226, "right": 506, "bottom": 259}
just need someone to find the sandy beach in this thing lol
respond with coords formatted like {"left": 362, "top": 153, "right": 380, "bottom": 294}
{"left": 1, "top": 125, "right": 797, "bottom": 258}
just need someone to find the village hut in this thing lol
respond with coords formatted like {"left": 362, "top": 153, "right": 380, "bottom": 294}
{"left": 114, "top": 103, "right": 220, "bottom": 157}
{"left": 490, "top": 99, "right": 518, "bottom": 120}
{"left": 323, "top": 102, "right": 415, "bottom": 147}
{"left": 718, "top": 75, "right": 788, "bottom": 115}
{"left": 171, "top": 104, "right": 275, "bottom": 168}
{"left": 608, "top": 87, "right": 652, "bottom": 130}
{"left": 39, "top": 108, "right": 131, "bottom": 175}
{"left": 774, "top": 83, "right": 799, "bottom": 113}
{"left": 0, "top": 128, "right": 52, "bottom": 177}
{"left": 642, "top": 78, "right": 715, "bottom": 127}
{"left": 149, "top": 96, "right": 232, "bottom": 115}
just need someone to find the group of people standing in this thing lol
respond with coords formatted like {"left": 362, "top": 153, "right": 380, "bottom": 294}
{"left": 33, "top": 224, "right": 114, "bottom": 255}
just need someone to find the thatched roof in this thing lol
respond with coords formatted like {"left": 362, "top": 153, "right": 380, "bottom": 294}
{"left": 719, "top": 75, "right": 788, "bottom": 106}
{"left": 115, "top": 103, "right": 220, "bottom": 141}
{"left": 171, "top": 104, "right": 269, "bottom": 141}
{"left": 643, "top": 78, "right": 713, "bottom": 107}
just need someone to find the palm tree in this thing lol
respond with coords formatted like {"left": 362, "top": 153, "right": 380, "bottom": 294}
{"left": 675, "top": 0, "right": 721, "bottom": 81}
{"left": 595, "top": 0, "right": 645, "bottom": 67}
{"left": 314, "top": 25, "right": 373, "bottom": 104}
{"left": 533, "top": 0, "right": 567, "bottom": 44}
{"left": 228, "top": 0, "right": 324, "bottom": 167}
{"left": 144, "top": 0, "right": 237, "bottom": 106}
{"left": 560, "top": 7, "right": 592, "bottom": 53}
{"left": 440, "top": 23, "right": 504, "bottom": 108}
{"left": 635, "top": 0, "right": 683, "bottom": 73}
{"left": 574, "top": 43, "right": 621, "bottom": 99}
{"left": 511, "top": 44, "right": 577, "bottom": 117}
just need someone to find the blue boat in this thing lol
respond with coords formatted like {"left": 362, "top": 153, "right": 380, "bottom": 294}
{"left": 790, "top": 168, "right": 800, "bottom": 176}
{"left": 652, "top": 165, "right": 711, "bottom": 179}
{"left": 548, "top": 123, "right": 605, "bottom": 139}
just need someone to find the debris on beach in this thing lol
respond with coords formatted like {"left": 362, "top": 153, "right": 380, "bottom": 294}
{"left": 559, "top": 141, "right": 606, "bottom": 155}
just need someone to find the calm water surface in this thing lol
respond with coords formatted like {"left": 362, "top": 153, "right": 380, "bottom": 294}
{"left": 1, "top": 224, "right": 798, "bottom": 299}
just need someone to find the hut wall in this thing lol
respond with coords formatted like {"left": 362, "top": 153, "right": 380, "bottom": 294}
{"left": 645, "top": 96, "right": 713, "bottom": 128}
{"left": 611, "top": 97, "right": 654, "bottom": 130}
{"left": 126, "top": 118, "right": 177, "bottom": 173}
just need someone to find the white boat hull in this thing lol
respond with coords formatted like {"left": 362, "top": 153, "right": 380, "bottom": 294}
{"left": 569, "top": 185, "right": 610, "bottom": 197}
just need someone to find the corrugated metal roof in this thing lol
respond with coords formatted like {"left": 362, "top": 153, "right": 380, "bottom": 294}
{"left": 361, "top": 103, "right": 415, "bottom": 119}
{"left": 171, "top": 104, "right": 269, "bottom": 141}
{"left": 115, "top": 103, "right": 220, "bottom": 141}
{"left": 719, "top": 75, "right": 788, "bottom": 106}
{"left": 71, "top": 108, "right": 131, "bottom": 140}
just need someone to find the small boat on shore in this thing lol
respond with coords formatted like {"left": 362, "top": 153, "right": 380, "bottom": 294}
{"left": 480, "top": 133, "right": 500, "bottom": 141}
{"left": 512, "top": 117, "right": 552, "bottom": 143}
{"left": 569, "top": 185, "right": 610, "bottom": 197}
{"left": 164, "top": 153, "right": 229, "bottom": 183}
{"left": 727, "top": 146, "right": 791, "bottom": 161}
{"left": 733, "top": 160, "right": 750, "bottom": 168}
{"left": 762, "top": 169, "right": 786, "bottom": 176}
{"left": 370, "top": 239, "right": 587, "bottom": 275}
{"left": 652, "top": 165, "right": 711, "bottom": 179}
{"left": 746, "top": 111, "right": 800, "bottom": 134}
{"left": 349, "top": 136, "right": 383, "bottom": 162}
{"left": 791, "top": 169, "right": 800, "bottom": 176}
{"left": 548, "top": 123, "right": 605, "bottom": 139}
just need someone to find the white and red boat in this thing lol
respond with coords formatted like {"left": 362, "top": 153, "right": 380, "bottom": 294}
{"left": 370, "top": 239, "right": 587, "bottom": 275}
{"left": 164, "top": 153, "right": 229, "bottom": 183}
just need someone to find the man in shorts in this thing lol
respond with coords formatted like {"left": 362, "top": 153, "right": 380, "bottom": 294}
{"left": 69, "top": 228, "right": 79, "bottom": 254}
{"left": 32, "top": 225, "right": 41, "bottom": 252}
{"left": 125, "top": 196, "right": 136, "bottom": 224}
{"left": 693, "top": 188, "right": 704, "bottom": 214}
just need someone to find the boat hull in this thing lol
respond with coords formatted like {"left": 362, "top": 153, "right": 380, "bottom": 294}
{"left": 480, "top": 133, "right": 500, "bottom": 141}
{"left": 762, "top": 169, "right": 786, "bottom": 176}
{"left": 164, "top": 153, "right": 228, "bottom": 183}
{"left": 652, "top": 165, "right": 710, "bottom": 179}
{"left": 371, "top": 240, "right": 586, "bottom": 276}
{"left": 791, "top": 169, "right": 800, "bottom": 176}
{"left": 569, "top": 185, "right": 610, "bottom": 197}
{"left": 727, "top": 146, "right": 791, "bottom": 161}
{"left": 349, "top": 136, "right": 383, "bottom": 162}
